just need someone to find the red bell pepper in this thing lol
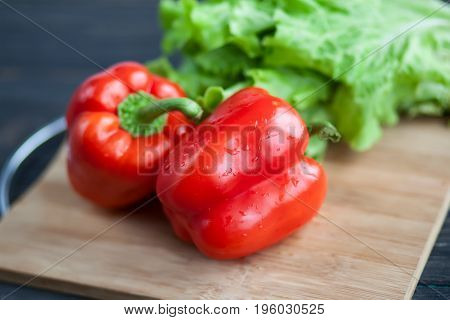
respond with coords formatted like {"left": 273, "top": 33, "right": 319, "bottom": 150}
{"left": 66, "top": 61, "right": 202, "bottom": 208}
{"left": 157, "top": 87, "right": 327, "bottom": 259}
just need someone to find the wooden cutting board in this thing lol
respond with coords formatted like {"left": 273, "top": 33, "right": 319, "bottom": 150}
{"left": 0, "top": 119, "right": 448, "bottom": 299}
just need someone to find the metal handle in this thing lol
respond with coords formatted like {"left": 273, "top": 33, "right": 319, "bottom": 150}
{"left": 0, "top": 117, "right": 67, "bottom": 217}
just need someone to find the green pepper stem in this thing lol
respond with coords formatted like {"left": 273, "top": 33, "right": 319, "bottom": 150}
{"left": 308, "top": 122, "right": 341, "bottom": 143}
{"left": 118, "top": 92, "right": 203, "bottom": 137}
{"left": 137, "top": 98, "right": 203, "bottom": 124}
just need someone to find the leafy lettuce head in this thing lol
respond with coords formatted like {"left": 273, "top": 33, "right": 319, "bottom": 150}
{"left": 149, "top": 0, "right": 450, "bottom": 159}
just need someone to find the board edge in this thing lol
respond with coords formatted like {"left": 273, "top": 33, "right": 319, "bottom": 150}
{"left": 0, "top": 268, "right": 156, "bottom": 300}
{"left": 404, "top": 188, "right": 450, "bottom": 300}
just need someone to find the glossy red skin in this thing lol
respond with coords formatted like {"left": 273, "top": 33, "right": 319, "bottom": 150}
{"left": 157, "top": 87, "right": 327, "bottom": 259}
{"left": 66, "top": 61, "right": 189, "bottom": 208}
{"left": 150, "top": 75, "right": 186, "bottom": 99}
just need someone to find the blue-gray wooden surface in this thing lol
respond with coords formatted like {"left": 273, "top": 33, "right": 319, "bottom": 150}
{"left": 0, "top": 0, "right": 448, "bottom": 299}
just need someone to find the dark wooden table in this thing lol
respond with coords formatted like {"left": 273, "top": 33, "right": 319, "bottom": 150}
{"left": 0, "top": 0, "right": 449, "bottom": 299}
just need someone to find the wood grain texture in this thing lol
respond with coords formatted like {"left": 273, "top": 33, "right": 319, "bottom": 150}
{"left": 0, "top": 119, "right": 448, "bottom": 299}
